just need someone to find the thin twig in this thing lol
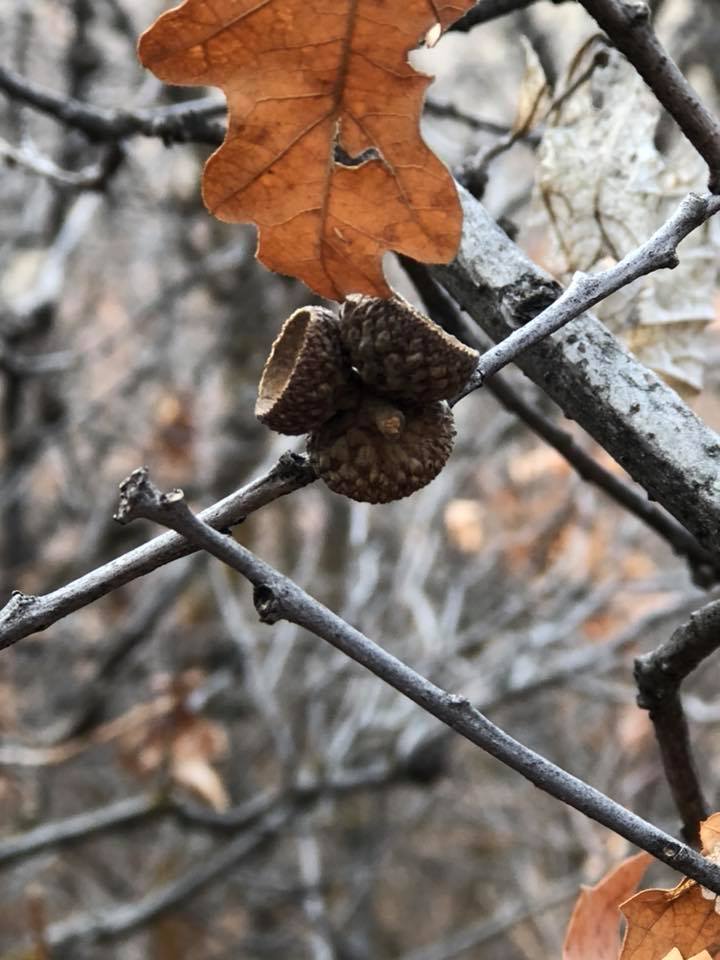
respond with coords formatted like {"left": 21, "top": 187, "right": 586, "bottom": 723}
{"left": 577, "top": 0, "right": 720, "bottom": 191}
{"left": 635, "top": 599, "right": 720, "bottom": 846}
{"left": 433, "top": 186, "right": 720, "bottom": 556}
{"left": 450, "top": 0, "right": 559, "bottom": 31}
{"left": 42, "top": 806, "right": 290, "bottom": 948}
{"left": 0, "top": 64, "right": 225, "bottom": 146}
{"left": 0, "top": 136, "right": 111, "bottom": 188}
{"left": 0, "top": 453, "right": 316, "bottom": 650}
{"left": 113, "top": 468, "right": 720, "bottom": 894}
{"left": 395, "top": 877, "right": 580, "bottom": 960}
{"left": 400, "top": 257, "right": 719, "bottom": 584}
{"left": 461, "top": 190, "right": 720, "bottom": 391}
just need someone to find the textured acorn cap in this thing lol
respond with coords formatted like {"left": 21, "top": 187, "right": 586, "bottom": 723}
{"left": 308, "top": 395, "right": 455, "bottom": 503}
{"left": 339, "top": 294, "right": 478, "bottom": 403}
{"left": 256, "top": 306, "right": 357, "bottom": 435}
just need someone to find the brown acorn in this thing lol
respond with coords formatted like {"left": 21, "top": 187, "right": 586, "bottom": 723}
{"left": 308, "top": 394, "right": 455, "bottom": 503}
{"left": 339, "top": 294, "right": 478, "bottom": 403}
{"left": 255, "top": 306, "right": 358, "bottom": 435}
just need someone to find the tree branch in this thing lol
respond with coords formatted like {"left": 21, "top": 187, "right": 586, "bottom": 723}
{"left": 634, "top": 599, "right": 720, "bottom": 846}
{"left": 0, "top": 64, "right": 225, "bottom": 146}
{"left": 576, "top": 0, "right": 720, "bottom": 191}
{"left": 449, "top": 0, "right": 564, "bottom": 31}
{"left": 113, "top": 468, "right": 720, "bottom": 894}
{"left": 462, "top": 191, "right": 720, "bottom": 389}
{"left": 0, "top": 453, "right": 316, "bottom": 651}
{"left": 401, "top": 257, "right": 719, "bottom": 585}
{"left": 432, "top": 186, "right": 720, "bottom": 555}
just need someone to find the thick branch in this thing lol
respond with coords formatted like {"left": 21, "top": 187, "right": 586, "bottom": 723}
{"left": 114, "top": 469, "right": 720, "bottom": 894}
{"left": 635, "top": 599, "right": 720, "bottom": 845}
{"left": 432, "top": 187, "right": 720, "bottom": 555}
{"left": 0, "top": 453, "right": 316, "bottom": 650}
{"left": 576, "top": 0, "right": 720, "bottom": 191}
{"left": 402, "top": 258, "right": 718, "bottom": 584}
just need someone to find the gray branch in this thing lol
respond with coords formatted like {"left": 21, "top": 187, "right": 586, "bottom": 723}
{"left": 635, "top": 599, "right": 720, "bottom": 845}
{"left": 0, "top": 453, "right": 316, "bottom": 651}
{"left": 433, "top": 186, "right": 720, "bottom": 555}
{"left": 576, "top": 0, "right": 720, "bottom": 191}
{"left": 112, "top": 468, "right": 720, "bottom": 895}
{"left": 464, "top": 190, "right": 720, "bottom": 388}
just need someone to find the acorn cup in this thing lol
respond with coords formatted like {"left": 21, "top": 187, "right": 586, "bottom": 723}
{"left": 307, "top": 395, "right": 456, "bottom": 504}
{"left": 255, "top": 306, "right": 359, "bottom": 435}
{"left": 339, "top": 294, "right": 478, "bottom": 403}
{"left": 256, "top": 297, "right": 467, "bottom": 503}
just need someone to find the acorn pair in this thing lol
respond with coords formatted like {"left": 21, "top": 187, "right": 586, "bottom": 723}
{"left": 255, "top": 296, "right": 478, "bottom": 503}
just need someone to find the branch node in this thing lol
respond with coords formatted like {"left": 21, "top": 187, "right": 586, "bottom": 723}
{"left": 114, "top": 467, "right": 184, "bottom": 525}
{"left": 0, "top": 591, "right": 37, "bottom": 630}
{"left": 253, "top": 585, "right": 284, "bottom": 625}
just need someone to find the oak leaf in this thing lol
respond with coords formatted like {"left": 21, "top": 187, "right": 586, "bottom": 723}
{"left": 563, "top": 852, "right": 652, "bottom": 960}
{"left": 139, "top": 0, "right": 473, "bottom": 299}
{"left": 620, "top": 814, "right": 720, "bottom": 960}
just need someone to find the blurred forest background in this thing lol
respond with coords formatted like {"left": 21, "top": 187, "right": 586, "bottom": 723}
{"left": 1, "top": 0, "right": 720, "bottom": 957}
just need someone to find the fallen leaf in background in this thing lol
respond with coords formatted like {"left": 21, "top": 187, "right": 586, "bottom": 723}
{"left": 512, "top": 35, "right": 552, "bottom": 136}
{"left": 138, "top": 0, "right": 473, "bottom": 299}
{"left": 444, "top": 498, "right": 485, "bottom": 552}
{"left": 563, "top": 851, "right": 652, "bottom": 960}
{"left": 119, "top": 670, "right": 230, "bottom": 811}
{"left": 536, "top": 45, "right": 719, "bottom": 395}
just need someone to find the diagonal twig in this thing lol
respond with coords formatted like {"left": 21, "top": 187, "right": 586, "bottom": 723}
{"left": 432, "top": 186, "right": 720, "bottom": 554}
{"left": 401, "top": 257, "right": 719, "bottom": 585}
{"left": 635, "top": 599, "right": 720, "bottom": 846}
{"left": 112, "top": 467, "right": 720, "bottom": 894}
{"left": 576, "top": 0, "right": 720, "bottom": 191}
{"left": 461, "top": 190, "right": 720, "bottom": 391}
{"left": 0, "top": 453, "right": 316, "bottom": 651}
{"left": 0, "top": 64, "right": 225, "bottom": 146}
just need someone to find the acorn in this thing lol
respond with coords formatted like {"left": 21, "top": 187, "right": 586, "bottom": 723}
{"left": 308, "top": 394, "right": 455, "bottom": 504}
{"left": 339, "top": 294, "right": 478, "bottom": 403}
{"left": 255, "top": 306, "right": 359, "bottom": 435}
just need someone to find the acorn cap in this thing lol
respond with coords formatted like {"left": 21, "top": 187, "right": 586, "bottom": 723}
{"left": 308, "top": 395, "right": 455, "bottom": 503}
{"left": 339, "top": 295, "right": 478, "bottom": 403}
{"left": 256, "top": 306, "right": 357, "bottom": 435}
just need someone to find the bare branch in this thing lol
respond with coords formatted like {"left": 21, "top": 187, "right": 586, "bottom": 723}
{"left": 113, "top": 468, "right": 720, "bottom": 894}
{"left": 449, "top": 0, "right": 562, "bottom": 31}
{"left": 401, "top": 258, "right": 719, "bottom": 584}
{"left": 635, "top": 599, "right": 720, "bottom": 845}
{"left": 0, "top": 794, "right": 164, "bottom": 868}
{"left": 0, "top": 64, "right": 225, "bottom": 146}
{"left": 432, "top": 186, "right": 720, "bottom": 555}
{"left": 42, "top": 806, "right": 290, "bottom": 949}
{"left": 462, "top": 191, "right": 720, "bottom": 390}
{"left": 577, "top": 0, "right": 720, "bottom": 191}
{"left": 0, "top": 453, "right": 316, "bottom": 651}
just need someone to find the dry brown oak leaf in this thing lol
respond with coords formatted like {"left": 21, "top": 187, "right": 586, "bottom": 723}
{"left": 138, "top": 0, "right": 473, "bottom": 299}
{"left": 620, "top": 814, "right": 720, "bottom": 960}
{"left": 563, "top": 852, "right": 652, "bottom": 960}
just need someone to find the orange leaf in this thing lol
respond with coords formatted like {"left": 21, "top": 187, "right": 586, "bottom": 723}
{"left": 138, "top": 0, "right": 473, "bottom": 299}
{"left": 563, "top": 852, "right": 652, "bottom": 960}
{"left": 620, "top": 813, "right": 720, "bottom": 960}
{"left": 701, "top": 814, "right": 720, "bottom": 856}
{"left": 621, "top": 885, "right": 720, "bottom": 960}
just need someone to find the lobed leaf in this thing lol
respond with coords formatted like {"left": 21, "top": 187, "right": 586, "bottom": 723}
{"left": 139, "top": 0, "right": 473, "bottom": 298}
